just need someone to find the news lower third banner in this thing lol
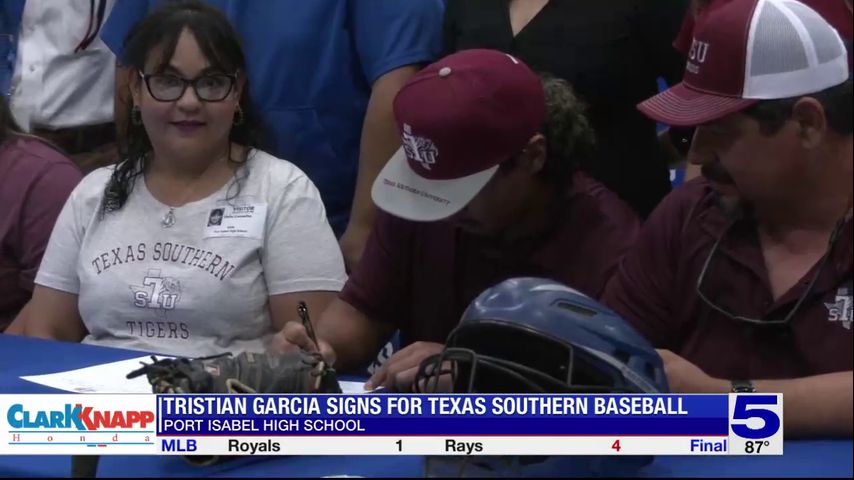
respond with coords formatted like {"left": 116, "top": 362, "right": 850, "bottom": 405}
{"left": 1, "top": 394, "right": 783, "bottom": 456}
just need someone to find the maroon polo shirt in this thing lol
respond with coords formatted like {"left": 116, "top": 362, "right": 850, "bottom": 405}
{"left": 0, "top": 136, "right": 82, "bottom": 329}
{"left": 341, "top": 171, "right": 641, "bottom": 346}
{"left": 603, "top": 178, "right": 853, "bottom": 380}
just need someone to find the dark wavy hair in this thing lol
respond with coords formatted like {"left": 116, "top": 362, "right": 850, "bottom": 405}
{"left": 498, "top": 74, "right": 596, "bottom": 195}
{"left": 538, "top": 74, "right": 596, "bottom": 192}
{"left": 103, "top": 0, "right": 265, "bottom": 215}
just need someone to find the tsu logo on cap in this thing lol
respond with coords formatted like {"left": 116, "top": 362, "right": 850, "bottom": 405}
{"left": 371, "top": 49, "right": 546, "bottom": 222}
{"left": 639, "top": 0, "right": 849, "bottom": 127}
{"left": 686, "top": 39, "right": 711, "bottom": 74}
{"left": 401, "top": 124, "right": 438, "bottom": 171}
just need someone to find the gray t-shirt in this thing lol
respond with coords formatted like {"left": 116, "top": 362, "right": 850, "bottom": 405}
{"left": 35, "top": 149, "right": 346, "bottom": 357}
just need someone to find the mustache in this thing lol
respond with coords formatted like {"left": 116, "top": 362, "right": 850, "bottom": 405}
{"left": 701, "top": 163, "right": 735, "bottom": 185}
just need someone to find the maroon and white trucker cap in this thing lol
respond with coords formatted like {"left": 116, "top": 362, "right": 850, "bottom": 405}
{"left": 371, "top": 49, "right": 546, "bottom": 222}
{"left": 639, "top": 0, "right": 850, "bottom": 127}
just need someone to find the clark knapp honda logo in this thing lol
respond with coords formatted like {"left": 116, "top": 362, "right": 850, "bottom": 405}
{"left": 686, "top": 38, "right": 710, "bottom": 74}
{"left": 402, "top": 123, "right": 438, "bottom": 171}
{"left": 825, "top": 285, "right": 852, "bottom": 330}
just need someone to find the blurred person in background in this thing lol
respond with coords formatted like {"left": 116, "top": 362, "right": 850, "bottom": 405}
{"left": 442, "top": 0, "right": 690, "bottom": 218}
{"left": 0, "top": 96, "right": 82, "bottom": 333}
{"left": 101, "top": 0, "right": 445, "bottom": 272}
{"left": 21, "top": 1, "right": 346, "bottom": 357}
{"left": 1, "top": 0, "right": 119, "bottom": 173}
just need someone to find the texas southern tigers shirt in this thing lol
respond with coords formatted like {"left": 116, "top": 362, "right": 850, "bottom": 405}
{"left": 35, "top": 150, "right": 346, "bottom": 357}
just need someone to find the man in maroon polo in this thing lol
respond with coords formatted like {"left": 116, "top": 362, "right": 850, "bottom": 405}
{"left": 604, "top": 0, "right": 852, "bottom": 437}
{"left": 276, "top": 49, "right": 640, "bottom": 391}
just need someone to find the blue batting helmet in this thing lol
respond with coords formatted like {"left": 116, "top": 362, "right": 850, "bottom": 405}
{"left": 417, "top": 277, "right": 668, "bottom": 395}
{"left": 417, "top": 277, "right": 669, "bottom": 477}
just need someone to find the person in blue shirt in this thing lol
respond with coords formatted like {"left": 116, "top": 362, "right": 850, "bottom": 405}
{"left": 100, "top": 0, "right": 444, "bottom": 271}
{"left": 0, "top": 2, "right": 26, "bottom": 103}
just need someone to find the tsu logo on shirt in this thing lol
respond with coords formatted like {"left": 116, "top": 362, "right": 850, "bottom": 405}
{"left": 402, "top": 123, "right": 438, "bottom": 171}
{"left": 130, "top": 269, "right": 182, "bottom": 315}
{"left": 825, "top": 284, "right": 852, "bottom": 330}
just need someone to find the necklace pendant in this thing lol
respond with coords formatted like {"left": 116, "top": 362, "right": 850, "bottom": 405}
{"left": 161, "top": 209, "right": 176, "bottom": 228}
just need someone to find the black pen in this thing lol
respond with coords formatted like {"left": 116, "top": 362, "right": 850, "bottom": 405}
{"left": 297, "top": 301, "right": 319, "bottom": 351}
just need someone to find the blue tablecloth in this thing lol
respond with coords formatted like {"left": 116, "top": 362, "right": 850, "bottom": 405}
{"left": 0, "top": 335, "right": 851, "bottom": 478}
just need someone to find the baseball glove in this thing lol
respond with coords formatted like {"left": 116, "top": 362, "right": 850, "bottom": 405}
{"left": 127, "top": 302, "right": 341, "bottom": 395}
{"left": 125, "top": 350, "right": 339, "bottom": 467}
{"left": 126, "top": 349, "right": 342, "bottom": 395}
{"left": 122, "top": 304, "right": 340, "bottom": 468}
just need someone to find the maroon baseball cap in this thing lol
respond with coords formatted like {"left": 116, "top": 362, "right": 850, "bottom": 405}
{"left": 371, "top": 49, "right": 546, "bottom": 222}
{"left": 639, "top": 0, "right": 850, "bottom": 127}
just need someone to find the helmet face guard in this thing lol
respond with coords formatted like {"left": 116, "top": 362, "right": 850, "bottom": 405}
{"left": 415, "top": 277, "right": 667, "bottom": 477}
{"left": 414, "top": 327, "right": 660, "bottom": 478}
{"left": 414, "top": 277, "right": 669, "bottom": 395}
{"left": 415, "top": 347, "right": 636, "bottom": 394}
{"left": 415, "top": 319, "right": 659, "bottom": 395}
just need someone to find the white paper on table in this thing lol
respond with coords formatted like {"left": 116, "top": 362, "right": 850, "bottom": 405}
{"left": 338, "top": 381, "right": 372, "bottom": 394}
{"left": 19, "top": 356, "right": 165, "bottom": 393}
{"left": 21, "top": 356, "right": 374, "bottom": 394}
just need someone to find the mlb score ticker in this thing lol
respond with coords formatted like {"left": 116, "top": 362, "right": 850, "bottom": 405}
{"left": 2, "top": 393, "right": 783, "bottom": 457}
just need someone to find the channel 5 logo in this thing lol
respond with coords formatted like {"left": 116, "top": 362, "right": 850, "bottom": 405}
{"left": 729, "top": 395, "right": 782, "bottom": 439}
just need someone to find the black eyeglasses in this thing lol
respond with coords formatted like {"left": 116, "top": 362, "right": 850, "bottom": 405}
{"left": 138, "top": 71, "right": 237, "bottom": 102}
{"left": 696, "top": 216, "right": 846, "bottom": 327}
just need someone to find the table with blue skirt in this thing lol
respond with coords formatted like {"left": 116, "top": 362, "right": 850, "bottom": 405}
{"left": 0, "top": 335, "right": 850, "bottom": 478}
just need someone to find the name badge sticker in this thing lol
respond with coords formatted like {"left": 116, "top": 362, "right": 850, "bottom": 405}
{"left": 204, "top": 203, "right": 267, "bottom": 239}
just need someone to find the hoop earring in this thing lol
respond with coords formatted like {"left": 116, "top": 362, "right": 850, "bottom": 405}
{"left": 131, "top": 106, "right": 143, "bottom": 126}
{"left": 233, "top": 106, "right": 244, "bottom": 126}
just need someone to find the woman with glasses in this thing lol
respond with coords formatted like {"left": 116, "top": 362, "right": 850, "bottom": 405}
{"left": 20, "top": 0, "right": 346, "bottom": 358}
